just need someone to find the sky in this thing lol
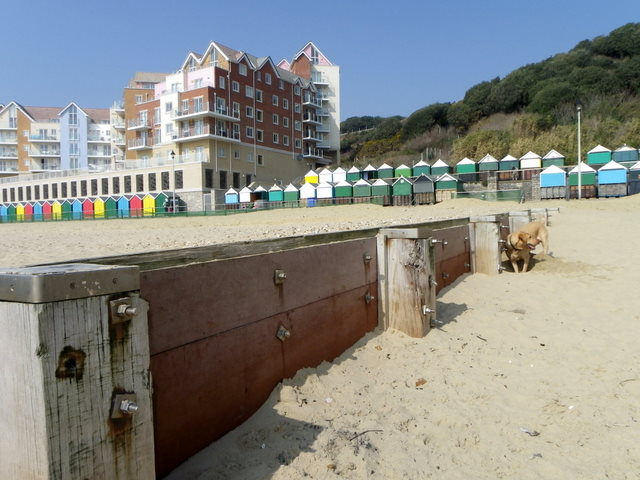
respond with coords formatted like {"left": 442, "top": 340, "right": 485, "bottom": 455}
{"left": 1, "top": 0, "right": 638, "bottom": 121}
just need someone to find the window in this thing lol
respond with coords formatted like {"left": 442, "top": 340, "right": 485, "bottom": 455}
{"left": 136, "top": 174, "right": 144, "bottom": 192}
{"left": 175, "top": 170, "right": 184, "bottom": 189}
{"left": 165, "top": 101, "right": 173, "bottom": 113}
{"left": 194, "top": 78, "right": 203, "bottom": 88}
{"left": 265, "top": 73, "right": 272, "bottom": 85}
{"left": 247, "top": 152, "right": 254, "bottom": 163}
{"left": 233, "top": 150, "right": 240, "bottom": 159}
{"left": 294, "top": 86, "right": 301, "bottom": 95}
{"left": 52, "top": 184, "right": 58, "bottom": 198}
{"left": 182, "top": 99, "right": 189, "bottom": 114}
{"left": 257, "top": 130, "right": 263, "bottom": 142}
{"left": 34, "top": 185, "right": 40, "bottom": 201}
{"left": 70, "top": 182, "right": 77, "bottom": 197}
{"left": 272, "top": 95, "right": 278, "bottom": 106}
{"left": 295, "top": 120, "right": 302, "bottom": 131}
{"left": 272, "top": 114, "right": 279, "bottom": 125}
{"left": 245, "top": 174, "right": 252, "bottom": 186}
{"left": 91, "top": 179, "right": 98, "bottom": 196}
{"left": 148, "top": 173, "right": 156, "bottom": 191}
{"left": 166, "top": 124, "right": 173, "bottom": 137}
{"left": 232, "top": 102, "right": 240, "bottom": 118}
{"left": 283, "top": 98, "right": 289, "bottom": 110}
{"left": 135, "top": 95, "right": 143, "bottom": 104}
{"left": 245, "top": 86, "right": 254, "bottom": 98}
{"left": 273, "top": 133, "right": 279, "bottom": 144}
{"left": 26, "top": 186, "right": 31, "bottom": 201}
{"left": 295, "top": 139, "right": 301, "bottom": 149}
{"left": 279, "top": 79, "right": 284, "bottom": 90}
{"left": 217, "top": 146, "right": 225, "bottom": 158}
{"left": 246, "top": 127, "right": 254, "bottom": 138}
{"left": 283, "top": 135, "right": 289, "bottom": 146}
{"left": 256, "top": 109, "right": 263, "bottom": 122}
{"left": 233, "top": 172, "right": 241, "bottom": 188}
{"left": 239, "top": 64, "right": 247, "bottom": 76}
{"left": 294, "top": 103, "right": 301, "bottom": 113}
{"left": 69, "top": 105, "right": 78, "bottom": 125}
{"left": 256, "top": 89, "right": 263, "bottom": 102}
{"left": 154, "top": 108, "right": 160, "bottom": 124}
{"left": 171, "top": 83, "right": 180, "bottom": 93}
{"left": 69, "top": 127, "right": 78, "bottom": 141}
{"left": 43, "top": 185, "right": 49, "bottom": 199}
{"left": 81, "top": 181, "right": 87, "bottom": 197}
{"left": 232, "top": 80, "right": 239, "bottom": 92}
{"left": 205, "top": 169, "right": 213, "bottom": 188}
{"left": 161, "top": 172, "right": 170, "bottom": 190}
{"left": 218, "top": 76, "right": 226, "bottom": 89}
{"left": 101, "top": 178, "right": 109, "bottom": 195}
{"left": 18, "top": 187, "right": 23, "bottom": 202}
{"left": 283, "top": 117, "right": 289, "bottom": 128}
{"left": 245, "top": 106, "right": 254, "bottom": 118}
{"left": 257, "top": 154, "right": 264, "bottom": 166}
{"left": 219, "top": 170, "right": 227, "bottom": 189}
{"left": 10, "top": 187, "right": 15, "bottom": 202}
{"left": 124, "top": 176, "right": 132, "bottom": 193}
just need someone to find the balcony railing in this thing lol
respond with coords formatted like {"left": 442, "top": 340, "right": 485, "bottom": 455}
{"left": 174, "top": 125, "right": 240, "bottom": 142}
{"left": 0, "top": 150, "right": 18, "bottom": 159}
{"left": 302, "top": 95, "right": 321, "bottom": 107}
{"left": 303, "top": 148, "right": 324, "bottom": 159}
{"left": 128, "top": 138, "right": 153, "bottom": 149}
{"left": 112, "top": 121, "right": 126, "bottom": 129}
{"left": 29, "top": 134, "right": 59, "bottom": 142}
{"left": 0, "top": 136, "right": 18, "bottom": 144}
{"left": 87, "top": 134, "right": 110, "bottom": 142}
{"left": 29, "top": 160, "right": 61, "bottom": 172}
{"left": 303, "top": 114, "right": 322, "bottom": 125}
{"left": 303, "top": 131, "right": 321, "bottom": 142}
{"left": 127, "top": 118, "right": 152, "bottom": 130}
{"left": 171, "top": 102, "right": 240, "bottom": 121}
{"left": 29, "top": 149, "right": 60, "bottom": 157}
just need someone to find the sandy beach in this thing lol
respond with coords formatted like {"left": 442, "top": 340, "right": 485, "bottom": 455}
{"left": 2, "top": 196, "right": 639, "bottom": 479}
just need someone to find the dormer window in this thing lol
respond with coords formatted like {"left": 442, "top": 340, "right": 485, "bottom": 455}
{"left": 265, "top": 73, "right": 272, "bottom": 85}
{"left": 239, "top": 63, "right": 247, "bottom": 76}
{"left": 311, "top": 46, "right": 319, "bottom": 65}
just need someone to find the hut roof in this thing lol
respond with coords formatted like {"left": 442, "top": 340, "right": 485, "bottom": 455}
{"left": 225, "top": 188, "right": 238, "bottom": 194}
{"left": 269, "top": 184, "right": 283, "bottom": 191}
{"left": 414, "top": 173, "right": 435, "bottom": 183}
{"left": 541, "top": 165, "right": 566, "bottom": 175}
{"left": 239, "top": 186, "right": 253, "bottom": 193}
{"left": 392, "top": 176, "right": 412, "bottom": 185}
{"left": 299, "top": 183, "right": 316, "bottom": 191}
{"left": 395, "top": 163, "right": 410, "bottom": 170}
{"left": 284, "top": 183, "right": 299, "bottom": 192}
{"left": 569, "top": 163, "right": 596, "bottom": 174}
{"left": 363, "top": 164, "right": 377, "bottom": 171}
{"left": 587, "top": 144, "right": 611, "bottom": 154}
{"left": 347, "top": 166, "right": 360, "bottom": 173}
{"left": 372, "top": 178, "right": 390, "bottom": 186}
{"left": 457, "top": 157, "right": 475, "bottom": 165}
{"left": 333, "top": 166, "right": 346, "bottom": 174}
{"left": 520, "top": 151, "right": 541, "bottom": 160}
{"left": 378, "top": 163, "right": 392, "bottom": 170}
{"left": 614, "top": 144, "right": 636, "bottom": 152}
{"left": 435, "top": 173, "right": 457, "bottom": 182}
{"left": 501, "top": 154, "right": 517, "bottom": 162}
{"left": 479, "top": 154, "right": 498, "bottom": 163}
{"left": 598, "top": 160, "right": 628, "bottom": 171}
{"left": 304, "top": 169, "right": 317, "bottom": 176}
{"left": 254, "top": 185, "right": 267, "bottom": 192}
{"left": 334, "top": 180, "right": 352, "bottom": 187}
{"left": 353, "top": 178, "right": 370, "bottom": 186}
{"left": 543, "top": 149, "right": 565, "bottom": 159}
{"left": 630, "top": 161, "right": 640, "bottom": 170}
{"left": 431, "top": 159, "right": 449, "bottom": 168}
{"left": 413, "top": 159, "right": 430, "bottom": 167}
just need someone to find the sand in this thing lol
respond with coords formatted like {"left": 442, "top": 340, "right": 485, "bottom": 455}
{"left": 3, "top": 196, "right": 639, "bottom": 479}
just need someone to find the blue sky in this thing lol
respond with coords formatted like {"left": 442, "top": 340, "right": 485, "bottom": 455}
{"left": 1, "top": 0, "right": 638, "bottom": 121}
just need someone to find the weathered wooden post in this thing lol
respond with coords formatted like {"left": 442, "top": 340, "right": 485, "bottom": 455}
{"left": 508, "top": 210, "right": 531, "bottom": 232}
{"left": 0, "top": 263, "right": 155, "bottom": 480}
{"left": 377, "top": 227, "right": 437, "bottom": 337}
{"left": 468, "top": 214, "right": 509, "bottom": 275}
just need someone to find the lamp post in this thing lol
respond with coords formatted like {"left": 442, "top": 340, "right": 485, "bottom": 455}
{"left": 170, "top": 150, "right": 176, "bottom": 214}
{"left": 576, "top": 102, "right": 582, "bottom": 200}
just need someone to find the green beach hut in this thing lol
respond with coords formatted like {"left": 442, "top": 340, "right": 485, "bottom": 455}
{"left": 412, "top": 159, "right": 431, "bottom": 176}
{"left": 334, "top": 180, "right": 353, "bottom": 204}
{"left": 283, "top": 184, "right": 299, "bottom": 202}
{"left": 346, "top": 166, "right": 361, "bottom": 182}
{"left": 612, "top": 145, "right": 638, "bottom": 166}
{"left": 392, "top": 176, "right": 413, "bottom": 206}
{"left": 455, "top": 157, "right": 478, "bottom": 182}
{"left": 394, "top": 164, "right": 412, "bottom": 178}
{"left": 478, "top": 154, "right": 499, "bottom": 172}
{"left": 371, "top": 178, "right": 391, "bottom": 205}
{"left": 267, "top": 184, "right": 284, "bottom": 202}
{"left": 542, "top": 149, "right": 565, "bottom": 168}
{"left": 353, "top": 178, "right": 372, "bottom": 198}
{"left": 568, "top": 163, "right": 597, "bottom": 198}
{"left": 377, "top": 163, "right": 394, "bottom": 179}
{"left": 430, "top": 159, "right": 451, "bottom": 177}
{"left": 362, "top": 164, "right": 377, "bottom": 181}
{"left": 586, "top": 145, "right": 612, "bottom": 166}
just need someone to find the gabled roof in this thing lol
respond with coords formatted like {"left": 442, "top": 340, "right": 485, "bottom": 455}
{"left": 435, "top": 173, "right": 457, "bottom": 182}
{"left": 614, "top": 144, "right": 636, "bottom": 152}
{"left": 353, "top": 178, "right": 370, "bottom": 186}
{"left": 284, "top": 183, "right": 299, "bottom": 192}
{"left": 335, "top": 180, "right": 352, "bottom": 187}
{"left": 520, "top": 151, "right": 541, "bottom": 160}
{"left": 225, "top": 188, "right": 238, "bottom": 194}
{"left": 569, "top": 163, "right": 596, "bottom": 174}
{"left": 588, "top": 144, "right": 611, "bottom": 154}
{"left": 363, "top": 164, "right": 377, "bottom": 171}
{"left": 413, "top": 159, "right": 430, "bottom": 167}
{"left": 269, "top": 184, "right": 283, "bottom": 191}
{"left": 598, "top": 160, "right": 627, "bottom": 171}
{"left": 378, "top": 163, "right": 392, "bottom": 170}
{"left": 0, "top": 101, "right": 35, "bottom": 121}
{"left": 479, "top": 154, "right": 498, "bottom": 163}
{"left": 457, "top": 157, "right": 475, "bottom": 165}
{"left": 395, "top": 163, "right": 411, "bottom": 170}
{"left": 431, "top": 159, "right": 449, "bottom": 168}
{"left": 347, "top": 166, "right": 360, "bottom": 173}
{"left": 392, "top": 176, "right": 411, "bottom": 185}
{"left": 333, "top": 166, "right": 346, "bottom": 174}
{"left": 543, "top": 149, "right": 565, "bottom": 159}
{"left": 300, "top": 182, "right": 316, "bottom": 191}
{"left": 541, "top": 165, "right": 566, "bottom": 174}
{"left": 254, "top": 185, "right": 267, "bottom": 192}
{"left": 239, "top": 186, "right": 253, "bottom": 193}
{"left": 24, "top": 106, "right": 60, "bottom": 122}
{"left": 414, "top": 173, "right": 434, "bottom": 182}
{"left": 292, "top": 42, "right": 333, "bottom": 66}
{"left": 372, "top": 178, "right": 390, "bottom": 186}
{"left": 305, "top": 169, "right": 318, "bottom": 176}
{"left": 501, "top": 154, "right": 518, "bottom": 162}
{"left": 629, "top": 161, "right": 640, "bottom": 170}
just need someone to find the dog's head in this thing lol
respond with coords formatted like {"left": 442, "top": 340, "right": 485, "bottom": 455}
{"left": 511, "top": 232, "right": 535, "bottom": 250}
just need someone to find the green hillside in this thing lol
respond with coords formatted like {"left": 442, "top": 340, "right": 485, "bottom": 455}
{"left": 341, "top": 22, "right": 640, "bottom": 166}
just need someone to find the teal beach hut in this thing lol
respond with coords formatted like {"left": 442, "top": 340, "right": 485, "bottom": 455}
{"left": 542, "top": 149, "right": 565, "bottom": 168}
{"left": 430, "top": 159, "right": 451, "bottom": 176}
{"left": 586, "top": 145, "right": 612, "bottom": 166}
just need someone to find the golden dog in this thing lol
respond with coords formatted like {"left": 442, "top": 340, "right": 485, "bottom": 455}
{"left": 505, "top": 221, "right": 549, "bottom": 273}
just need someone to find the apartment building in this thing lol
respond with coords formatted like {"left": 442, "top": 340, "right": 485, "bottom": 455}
{"left": 0, "top": 101, "right": 114, "bottom": 176}
{"left": 279, "top": 42, "right": 341, "bottom": 165}
{"left": 124, "top": 41, "right": 334, "bottom": 191}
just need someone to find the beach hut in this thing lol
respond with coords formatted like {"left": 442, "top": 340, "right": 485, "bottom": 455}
{"left": 143, "top": 194, "right": 155, "bottom": 216}
{"left": 519, "top": 151, "right": 542, "bottom": 180}
{"left": 435, "top": 173, "right": 460, "bottom": 202}
{"left": 499, "top": 154, "right": 519, "bottom": 180}
{"left": 299, "top": 182, "right": 316, "bottom": 200}
{"left": 377, "top": 163, "right": 394, "bottom": 179}
{"left": 394, "top": 164, "right": 412, "bottom": 179}
{"left": 352, "top": 178, "right": 372, "bottom": 203}
{"left": 612, "top": 145, "right": 638, "bottom": 166}
{"left": 361, "top": 164, "right": 377, "bottom": 181}
{"left": 0, "top": 204, "right": 7, "bottom": 222}
{"left": 597, "top": 160, "right": 628, "bottom": 197}
{"left": 539, "top": 165, "right": 567, "bottom": 199}
{"left": 391, "top": 176, "right": 413, "bottom": 206}
{"left": 586, "top": 145, "right": 612, "bottom": 167}
{"left": 332, "top": 167, "right": 347, "bottom": 183}
{"left": 283, "top": 184, "right": 300, "bottom": 203}
{"left": 346, "top": 166, "right": 361, "bottom": 182}
{"left": 224, "top": 188, "right": 239, "bottom": 207}
{"left": 60, "top": 199, "right": 72, "bottom": 220}
{"left": 413, "top": 174, "right": 435, "bottom": 205}
{"left": 267, "top": 184, "right": 284, "bottom": 203}
{"left": 42, "top": 201, "right": 53, "bottom": 220}
{"left": 304, "top": 169, "right": 319, "bottom": 184}
{"left": 318, "top": 167, "right": 333, "bottom": 184}
{"left": 33, "top": 202, "right": 43, "bottom": 221}
{"left": 102, "top": 196, "right": 118, "bottom": 218}
{"left": 542, "top": 149, "right": 566, "bottom": 168}
{"left": 628, "top": 161, "right": 640, "bottom": 195}
{"left": 253, "top": 185, "right": 268, "bottom": 200}
{"left": 116, "top": 196, "right": 130, "bottom": 218}
{"left": 52, "top": 201, "right": 62, "bottom": 220}
{"left": 129, "top": 195, "right": 143, "bottom": 217}
{"left": 15, "top": 203, "right": 25, "bottom": 221}
{"left": 371, "top": 178, "right": 391, "bottom": 205}
{"left": 154, "top": 193, "right": 167, "bottom": 215}
{"left": 4, "top": 204, "right": 17, "bottom": 221}
{"left": 239, "top": 186, "right": 253, "bottom": 204}
{"left": 412, "top": 160, "right": 431, "bottom": 177}
{"left": 23, "top": 203, "right": 34, "bottom": 221}
{"left": 478, "top": 154, "right": 499, "bottom": 171}
{"left": 430, "top": 159, "right": 451, "bottom": 177}
{"left": 82, "top": 198, "right": 94, "bottom": 218}
{"left": 93, "top": 197, "right": 105, "bottom": 218}
{"left": 334, "top": 180, "right": 353, "bottom": 204}
{"left": 568, "top": 163, "right": 597, "bottom": 198}
{"left": 456, "top": 157, "right": 478, "bottom": 182}
{"left": 316, "top": 181, "right": 334, "bottom": 205}
{"left": 71, "top": 199, "right": 83, "bottom": 220}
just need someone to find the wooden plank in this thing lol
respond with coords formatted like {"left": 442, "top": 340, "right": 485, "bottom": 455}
{"left": 469, "top": 220, "right": 501, "bottom": 275}
{"left": 508, "top": 210, "right": 531, "bottom": 232}
{"left": 431, "top": 225, "right": 469, "bottom": 260}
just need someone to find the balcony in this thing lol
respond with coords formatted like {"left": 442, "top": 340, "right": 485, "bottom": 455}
{"left": 317, "top": 109, "right": 329, "bottom": 117}
{"left": 311, "top": 74, "right": 329, "bottom": 86}
{"left": 303, "top": 114, "right": 322, "bottom": 125}
{"left": 128, "top": 138, "right": 153, "bottom": 150}
{"left": 127, "top": 118, "right": 152, "bottom": 130}
{"left": 88, "top": 134, "right": 111, "bottom": 143}
{"left": 112, "top": 121, "right": 126, "bottom": 130}
{"left": 302, "top": 95, "right": 321, "bottom": 107}
{"left": 0, "top": 150, "right": 18, "bottom": 159}
{"left": 29, "top": 160, "right": 61, "bottom": 172}
{"left": 111, "top": 101, "right": 124, "bottom": 111}
{"left": 0, "top": 135, "right": 18, "bottom": 144}
{"left": 29, "top": 148, "right": 60, "bottom": 157}
{"left": 88, "top": 151, "right": 112, "bottom": 158}
{"left": 173, "top": 125, "right": 240, "bottom": 143}
{"left": 0, "top": 120, "right": 17, "bottom": 130}
{"left": 171, "top": 102, "right": 240, "bottom": 122}
{"left": 29, "top": 134, "right": 59, "bottom": 142}
{"left": 316, "top": 124, "right": 330, "bottom": 133}
{"left": 303, "top": 148, "right": 324, "bottom": 160}
{"left": 114, "top": 136, "right": 126, "bottom": 146}
{"left": 303, "top": 131, "right": 321, "bottom": 142}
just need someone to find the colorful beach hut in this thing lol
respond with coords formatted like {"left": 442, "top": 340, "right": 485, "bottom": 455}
{"left": 629, "top": 161, "right": 640, "bottom": 195}
{"left": 239, "top": 186, "right": 253, "bottom": 204}
{"left": 52, "top": 201, "right": 62, "bottom": 220}
{"left": 371, "top": 178, "right": 391, "bottom": 205}
{"left": 346, "top": 166, "right": 361, "bottom": 182}
{"left": 334, "top": 180, "right": 353, "bottom": 204}
{"left": 93, "top": 197, "right": 105, "bottom": 218}
{"left": 72, "top": 199, "right": 83, "bottom": 220}
{"left": 103, "top": 196, "right": 118, "bottom": 218}
{"left": 542, "top": 149, "right": 565, "bottom": 168}
{"left": 143, "top": 194, "right": 155, "bottom": 216}
{"left": 5, "top": 204, "right": 17, "bottom": 221}
{"left": 586, "top": 145, "right": 612, "bottom": 166}
{"left": 353, "top": 178, "right": 372, "bottom": 202}
{"left": 377, "top": 163, "right": 394, "bottom": 179}
{"left": 253, "top": 185, "right": 268, "bottom": 200}
{"left": 0, "top": 204, "right": 7, "bottom": 222}
{"left": 268, "top": 184, "right": 284, "bottom": 202}
{"left": 597, "top": 160, "right": 628, "bottom": 197}
{"left": 499, "top": 154, "right": 520, "bottom": 180}
{"left": 435, "top": 173, "right": 460, "bottom": 202}
{"left": 413, "top": 174, "right": 435, "bottom": 205}
{"left": 283, "top": 184, "right": 300, "bottom": 202}
{"left": 224, "top": 188, "right": 239, "bottom": 205}
{"left": 394, "top": 164, "right": 412, "bottom": 179}
{"left": 117, "top": 196, "right": 130, "bottom": 218}
{"left": 15, "top": 203, "right": 25, "bottom": 221}
{"left": 129, "top": 195, "right": 143, "bottom": 217}
{"left": 318, "top": 168, "right": 333, "bottom": 184}
{"left": 332, "top": 167, "right": 347, "bottom": 183}
{"left": 456, "top": 157, "right": 478, "bottom": 182}
{"left": 539, "top": 165, "right": 567, "bottom": 199}
{"left": 304, "top": 169, "right": 319, "bottom": 184}
{"left": 478, "top": 154, "right": 499, "bottom": 172}
{"left": 361, "top": 164, "right": 377, "bottom": 181}
{"left": 82, "top": 198, "right": 94, "bottom": 218}
{"left": 612, "top": 145, "right": 638, "bottom": 165}
{"left": 316, "top": 181, "right": 334, "bottom": 205}
{"left": 154, "top": 193, "right": 167, "bottom": 215}
{"left": 392, "top": 176, "right": 413, "bottom": 206}
{"left": 33, "top": 202, "right": 43, "bottom": 221}
{"left": 42, "top": 201, "right": 52, "bottom": 220}
{"left": 412, "top": 160, "right": 431, "bottom": 176}
{"left": 430, "top": 159, "right": 451, "bottom": 177}
{"left": 23, "top": 203, "right": 34, "bottom": 221}
{"left": 520, "top": 151, "right": 542, "bottom": 180}
{"left": 568, "top": 163, "right": 597, "bottom": 198}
